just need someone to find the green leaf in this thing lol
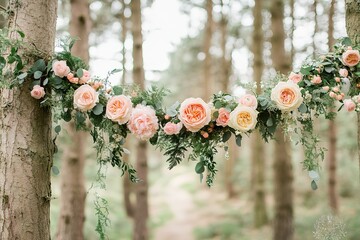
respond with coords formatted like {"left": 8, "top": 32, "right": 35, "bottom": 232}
{"left": 213, "top": 111, "right": 219, "bottom": 119}
{"left": 53, "top": 76, "right": 63, "bottom": 85}
{"left": 17, "top": 72, "right": 27, "bottom": 80}
{"left": 54, "top": 125, "right": 61, "bottom": 134}
{"left": 51, "top": 165, "right": 60, "bottom": 175}
{"left": 341, "top": 37, "right": 352, "bottom": 46}
{"left": 298, "top": 103, "right": 307, "bottom": 113}
{"left": 110, "top": 68, "right": 122, "bottom": 74}
{"left": 311, "top": 180, "right": 318, "bottom": 190}
{"left": 149, "top": 133, "right": 158, "bottom": 145}
{"left": 92, "top": 104, "right": 104, "bottom": 115}
{"left": 76, "top": 111, "right": 86, "bottom": 124}
{"left": 43, "top": 78, "right": 49, "bottom": 86}
{"left": 324, "top": 66, "right": 334, "bottom": 73}
{"left": 112, "top": 86, "right": 123, "bottom": 95}
{"left": 222, "top": 131, "right": 232, "bottom": 142}
{"left": 300, "top": 66, "right": 312, "bottom": 75}
{"left": 214, "top": 101, "right": 223, "bottom": 109}
{"left": 34, "top": 71, "right": 42, "bottom": 79}
{"left": 195, "top": 162, "right": 205, "bottom": 174}
{"left": 235, "top": 135, "right": 242, "bottom": 147}
{"left": 17, "top": 30, "right": 25, "bottom": 38}
{"left": 266, "top": 118, "right": 273, "bottom": 127}
{"left": 62, "top": 110, "right": 72, "bottom": 122}
{"left": 32, "top": 59, "right": 46, "bottom": 72}
{"left": 76, "top": 68, "right": 83, "bottom": 78}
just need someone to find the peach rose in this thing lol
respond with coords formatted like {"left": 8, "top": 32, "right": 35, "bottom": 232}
{"left": 128, "top": 105, "right": 159, "bottom": 140}
{"left": 335, "top": 77, "right": 341, "bottom": 82}
{"left": 163, "top": 122, "right": 182, "bottom": 135}
{"left": 69, "top": 77, "right": 79, "bottom": 84}
{"left": 339, "top": 68, "right": 348, "bottom": 77}
{"left": 216, "top": 108, "right": 230, "bottom": 127}
{"left": 344, "top": 99, "right": 356, "bottom": 112}
{"left": 52, "top": 60, "right": 70, "bottom": 78}
{"left": 178, "top": 98, "right": 211, "bottom": 132}
{"left": 312, "top": 75, "right": 322, "bottom": 84}
{"left": 329, "top": 91, "right": 336, "bottom": 98}
{"left": 73, "top": 84, "right": 99, "bottom": 111}
{"left": 79, "top": 69, "right": 91, "bottom": 84}
{"left": 288, "top": 72, "right": 303, "bottom": 84}
{"left": 106, "top": 95, "right": 132, "bottom": 124}
{"left": 30, "top": 85, "right": 45, "bottom": 99}
{"left": 238, "top": 94, "right": 258, "bottom": 109}
{"left": 322, "top": 86, "right": 330, "bottom": 91}
{"left": 228, "top": 106, "right": 258, "bottom": 132}
{"left": 271, "top": 80, "right": 303, "bottom": 111}
{"left": 342, "top": 49, "right": 360, "bottom": 67}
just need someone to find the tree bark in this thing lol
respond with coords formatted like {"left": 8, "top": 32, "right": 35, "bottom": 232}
{"left": 345, "top": 0, "right": 360, "bottom": 183}
{"left": 327, "top": 0, "right": 339, "bottom": 215}
{"left": 120, "top": 0, "right": 127, "bottom": 85}
{"left": 312, "top": 0, "right": 318, "bottom": 59}
{"left": 0, "top": 0, "right": 57, "bottom": 239}
{"left": 131, "top": 0, "right": 148, "bottom": 239}
{"left": 0, "top": 0, "right": 7, "bottom": 28}
{"left": 270, "top": 0, "right": 294, "bottom": 239}
{"left": 251, "top": 0, "right": 268, "bottom": 228}
{"left": 203, "top": 0, "right": 213, "bottom": 100}
{"left": 55, "top": 1, "right": 91, "bottom": 239}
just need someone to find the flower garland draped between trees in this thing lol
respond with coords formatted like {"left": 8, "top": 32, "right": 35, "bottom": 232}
{"left": 1, "top": 30, "right": 360, "bottom": 190}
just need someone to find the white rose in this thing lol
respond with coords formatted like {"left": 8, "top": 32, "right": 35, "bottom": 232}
{"left": 271, "top": 80, "right": 303, "bottom": 111}
{"left": 73, "top": 84, "right": 99, "bottom": 111}
{"left": 228, "top": 106, "right": 258, "bottom": 132}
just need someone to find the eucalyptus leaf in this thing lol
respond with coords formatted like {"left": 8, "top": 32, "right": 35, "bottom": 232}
{"left": 266, "top": 118, "right": 274, "bottom": 127}
{"left": 236, "top": 135, "right": 242, "bottom": 147}
{"left": 311, "top": 180, "right": 318, "bottom": 190}
{"left": 92, "top": 104, "right": 104, "bottom": 115}
{"left": 298, "top": 103, "right": 308, "bottom": 113}
{"left": 52, "top": 166, "right": 60, "bottom": 175}
{"left": 113, "top": 86, "right": 123, "bottom": 95}
{"left": 195, "top": 162, "right": 205, "bottom": 174}
{"left": 222, "top": 131, "right": 231, "bottom": 142}
{"left": 17, "top": 72, "right": 27, "bottom": 80}
{"left": 54, "top": 125, "right": 61, "bottom": 134}
{"left": 34, "top": 71, "right": 42, "bottom": 79}
{"left": 76, "top": 68, "right": 84, "bottom": 78}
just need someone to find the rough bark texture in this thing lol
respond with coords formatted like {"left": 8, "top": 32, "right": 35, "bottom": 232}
{"left": 327, "top": 0, "right": 339, "bottom": 215}
{"left": 345, "top": 0, "right": 360, "bottom": 183}
{"left": 270, "top": 0, "right": 294, "bottom": 239}
{"left": 312, "top": 0, "right": 318, "bottom": 59}
{"left": 120, "top": 0, "right": 127, "bottom": 85}
{"left": 55, "top": 1, "right": 91, "bottom": 239}
{"left": 203, "top": 0, "right": 213, "bottom": 100}
{"left": 0, "top": 0, "right": 7, "bottom": 28}
{"left": 251, "top": 0, "right": 268, "bottom": 228}
{"left": 0, "top": 0, "right": 57, "bottom": 239}
{"left": 131, "top": 0, "right": 148, "bottom": 239}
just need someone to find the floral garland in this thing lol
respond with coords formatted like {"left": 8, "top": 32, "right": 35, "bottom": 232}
{"left": 1, "top": 30, "right": 360, "bottom": 189}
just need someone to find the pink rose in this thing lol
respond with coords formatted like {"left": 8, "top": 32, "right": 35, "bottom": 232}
{"left": 30, "top": 85, "right": 45, "bottom": 99}
{"left": 312, "top": 75, "right": 322, "bottom": 84}
{"left": 79, "top": 69, "right": 91, "bottom": 84}
{"left": 69, "top": 77, "right": 79, "bottom": 84}
{"left": 288, "top": 72, "right": 303, "bottom": 84}
{"left": 128, "top": 105, "right": 159, "bottom": 140}
{"left": 329, "top": 91, "right": 336, "bottom": 98}
{"left": 342, "top": 49, "right": 360, "bottom": 67}
{"left": 339, "top": 68, "right": 348, "bottom": 77}
{"left": 344, "top": 99, "right": 356, "bottom": 112}
{"left": 335, "top": 77, "right": 341, "bottom": 82}
{"left": 322, "top": 86, "right": 330, "bottom": 91}
{"left": 52, "top": 60, "right": 70, "bottom": 78}
{"left": 239, "top": 94, "right": 258, "bottom": 109}
{"left": 178, "top": 98, "right": 211, "bottom": 132}
{"left": 106, "top": 95, "right": 132, "bottom": 124}
{"left": 73, "top": 84, "right": 99, "bottom": 111}
{"left": 336, "top": 95, "right": 343, "bottom": 101}
{"left": 216, "top": 108, "right": 230, "bottom": 127}
{"left": 92, "top": 81, "right": 103, "bottom": 90}
{"left": 163, "top": 122, "right": 182, "bottom": 135}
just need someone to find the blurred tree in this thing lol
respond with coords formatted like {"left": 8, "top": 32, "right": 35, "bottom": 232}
{"left": 289, "top": 0, "right": 295, "bottom": 63}
{"left": 327, "top": 0, "right": 339, "bottom": 215}
{"left": 312, "top": 0, "right": 318, "bottom": 59}
{"left": 56, "top": 1, "right": 91, "bottom": 239}
{"left": 251, "top": 0, "right": 268, "bottom": 228}
{"left": 345, "top": 0, "right": 360, "bottom": 184}
{"left": 203, "top": 0, "right": 214, "bottom": 100}
{"left": 131, "top": 0, "right": 149, "bottom": 239}
{"left": 270, "top": 0, "right": 294, "bottom": 239}
{"left": 0, "top": 0, "right": 57, "bottom": 239}
{"left": 0, "top": 0, "right": 7, "bottom": 28}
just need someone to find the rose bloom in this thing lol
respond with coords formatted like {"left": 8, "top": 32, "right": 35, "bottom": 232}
{"left": 271, "top": 80, "right": 303, "bottom": 111}
{"left": 52, "top": 60, "right": 70, "bottom": 78}
{"left": 342, "top": 49, "right": 360, "bottom": 67}
{"left": 163, "top": 122, "right": 182, "bottom": 135}
{"left": 128, "top": 105, "right": 159, "bottom": 140}
{"left": 79, "top": 69, "right": 91, "bottom": 84}
{"left": 73, "top": 84, "right": 99, "bottom": 111}
{"left": 228, "top": 106, "right": 258, "bottom": 132}
{"left": 238, "top": 94, "right": 258, "bottom": 109}
{"left": 312, "top": 75, "right": 322, "bottom": 84}
{"left": 30, "top": 85, "right": 45, "bottom": 99}
{"left": 343, "top": 99, "right": 356, "bottom": 112}
{"left": 178, "top": 98, "right": 211, "bottom": 132}
{"left": 322, "top": 86, "right": 330, "bottom": 91}
{"left": 216, "top": 108, "right": 230, "bottom": 127}
{"left": 288, "top": 72, "right": 303, "bottom": 84}
{"left": 339, "top": 68, "right": 348, "bottom": 77}
{"left": 106, "top": 95, "right": 132, "bottom": 124}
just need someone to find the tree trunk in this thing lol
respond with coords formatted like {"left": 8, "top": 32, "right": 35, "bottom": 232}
{"left": 251, "top": 0, "right": 268, "bottom": 228}
{"left": 270, "top": 0, "right": 294, "bottom": 239}
{"left": 312, "top": 0, "right": 318, "bottom": 59}
{"left": 0, "top": 0, "right": 57, "bottom": 239}
{"left": 56, "top": 1, "right": 91, "bottom": 239}
{"left": 0, "top": 0, "right": 7, "bottom": 28}
{"left": 345, "top": 0, "right": 360, "bottom": 183}
{"left": 131, "top": 0, "right": 148, "bottom": 239}
{"left": 289, "top": 0, "right": 295, "bottom": 63}
{"left": 327, "top": 0, "right": 339, "bottom": 215}
{"left": 120, "top": 0, "right": 127, "bottom": 85}
{"left": 203, "top": 0, "right": 213, "bottom": 100}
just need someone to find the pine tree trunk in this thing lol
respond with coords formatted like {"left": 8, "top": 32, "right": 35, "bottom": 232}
{"left": 0, "top": 0, "right": 57, "bottom": 239}
{"left": 327, "top": 0, "right": 339, "bottom": 215}
{"left": 345, "top": 0, "right": 360, "bottom": 183}
{"left": 270, "top": 0, "right": 294, "bottom": 239}
{"left": 0, "top": 0, "right": 7, "bottom": 28}
{"left": 56, "top": 1, "right": 91, "bottom": 239}
{"left": 131, "top": 0, "right": 148, "bottom": 239}
{"left": 203, "top": 0, "right": 213, "bottom": 100}
{"left": 251, "top": 0, "right": 268, "bottom": 227}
